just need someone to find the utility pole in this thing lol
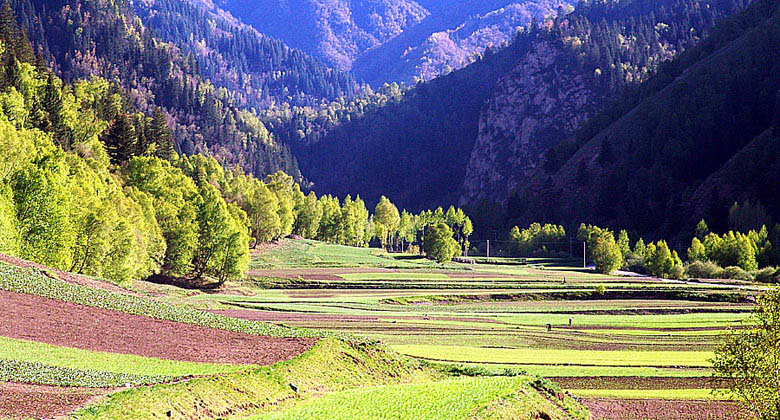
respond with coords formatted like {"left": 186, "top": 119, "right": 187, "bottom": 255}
{"left": 486, "top": 240, "right": 490, "bottom": 263}
{"left": 582, "top": 241, "right": 586, "bottom": 268}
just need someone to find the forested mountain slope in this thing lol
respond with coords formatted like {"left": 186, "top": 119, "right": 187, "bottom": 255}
{"left": 287, "top": 0, "right": 746, "bottom": 212}
{"left": 461, "top": 0, "right": 746, "bottom": 206}
{"left": 215, "top": 0, "right": 572, "bottom": 85}
{"left": 212, "top": 0, "right": 429, "bottom": 71}
{"left": 510, "top": 0, "right": 780, "bottom": 237}
{"left": 15, "top": 0, "right": 308, "bottom": 179}
{"left": 350, "top": 0, "right": 573, "bottom": 86}
{"left": 134, "top": 0, "right": 359, "bottom": 108}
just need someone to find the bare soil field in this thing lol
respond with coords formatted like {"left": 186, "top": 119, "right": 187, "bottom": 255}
{"left": 0, "top": 382, "right": 111, "bottom": 420}
{"left": 581, "top": 398, "right": 741, "bottom": 420}
{"left": 0, "top": 290, "right": 314, "bottom": 365}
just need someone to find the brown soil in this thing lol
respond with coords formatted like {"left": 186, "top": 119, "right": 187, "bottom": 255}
{"left": 551, "top": 377, "right": 731, "bottom": 390}
{"left": 0, "top": 382, "right": 112, "bottom": 420}
{"left": 581, "top": 398, "right": 742, "bottom": 420}
{"left": 0, "top": 290, "right": 315, "bottom": 365}
{"left": 0, "top": 253, "right": 138, "bottom": 295}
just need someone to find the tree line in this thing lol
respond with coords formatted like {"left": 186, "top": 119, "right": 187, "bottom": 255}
{"left": 0, "top": 18, "right": 472, "bottom": 286}
{"left": 509, "top": 212, "right": 780, "bottom": 283}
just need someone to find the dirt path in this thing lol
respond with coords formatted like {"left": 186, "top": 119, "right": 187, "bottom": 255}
{"left": 0, "top": 290, "right": 314, "bottom": 365}
{"left": 0, "top": 382, "right": 111, "bottom": 420}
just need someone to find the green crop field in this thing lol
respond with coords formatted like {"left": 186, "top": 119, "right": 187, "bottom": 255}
{"left": 0, "top": 337, "right": 253, "bottom": 379}
{"left": 1, "top": 239, "right": 759, "bottom": 419}
{"left": 247, "top": 376, "right": 585, "bottom": 420}
{"left": 168, "top": 239, "right": 761, "bottom": 419}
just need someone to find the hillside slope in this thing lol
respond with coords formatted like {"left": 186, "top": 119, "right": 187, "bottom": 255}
{"left": 286, "top": 0, "right": 745, "bottom": 212}
{"left": 461, "top": 0, "right": 748, "bottom": 206}
{"left": 16, "top": 0, "right": 307, "bottom": 179}
{"left": 213, "top": 0, "right": 429, "bottom": 71}
{"left": 351, "top": 0, "right": 573, "bottom": 86}
{"left": 512, "top": 0, "right": 780, "bottom": 236}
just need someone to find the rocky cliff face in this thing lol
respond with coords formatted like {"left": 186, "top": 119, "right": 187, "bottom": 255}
{"left": 460, "top": 39, "right": 601, "bottom": 205}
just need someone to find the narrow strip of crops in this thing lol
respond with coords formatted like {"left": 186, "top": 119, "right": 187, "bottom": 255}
{"left": 0, "top": 359, "right": 173, "bottom": 387}
{"left": 0, "top": 336, "right": 254, "bottom": 378}
{"left": 0, "top": 263, "right": 325, "bottom": 339}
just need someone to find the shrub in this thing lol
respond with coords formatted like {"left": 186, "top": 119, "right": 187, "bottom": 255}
{"left": 684, "top": 260, "right": 723, "bottom": 279}
{"left": 753, "top": 267, "right": 780, "bottom": 284}
{"left": 668, "top": 264, "right": 685, "bottom": 280}
{"left": 718, "top": 266, "right": 753, "bottom": 281}
{"left": 625, "top": 253, "right": 647, "bottom": 274}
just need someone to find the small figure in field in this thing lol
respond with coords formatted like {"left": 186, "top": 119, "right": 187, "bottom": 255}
{"left": 569, "top": 317, "right": 573, "bottom": 327}
{"left": 562, "top": 276, "right": 566, "bottom": 284}
{"left": 546, "top": 323, "right": 552, "bottom": 332}
{"left": 423, "top": 314, "right": 430, "bottom": 320}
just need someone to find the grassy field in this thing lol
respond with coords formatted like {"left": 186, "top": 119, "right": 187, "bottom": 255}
{"left": 248, "top": 376, "right": 584, "bottom": 420}
{"left": 163, "top": 239, "right": 761, "bottom": 419}
{"left": 0, "top": 337, "right": 253, "bottom": 379}
{"left": 0, "top": 239, "right": 758, "bottom": 419}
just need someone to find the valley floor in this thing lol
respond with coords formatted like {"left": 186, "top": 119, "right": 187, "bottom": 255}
{"left": 165, "top": 239, "right": 757, "bottom": 420}
{"left": 0, "top": 239, "right": 761, "bottom": 419}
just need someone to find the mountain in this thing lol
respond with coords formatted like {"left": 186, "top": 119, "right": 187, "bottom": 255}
{"left": 212, "top": 0, "right": 429, "bottom": 72}
{"left": 133, "top": 0, "right": 360, "bottom": 109}
{"left": 13, "top": 0, "right": 361, "bottom": 180}
{"left": 509, "top": 0, "right": 779, "bottom": 237}
{"left": 281, "top": 0, "right": 747, "bottom": 213}
{"left": 461, "top": 0, "right": 747, "bottom": 206}
{"left": 214, "top": 0, "right": 573, "bottom": 85}
{"left": 351, "top": 0, "right": 573, "bottom": 86}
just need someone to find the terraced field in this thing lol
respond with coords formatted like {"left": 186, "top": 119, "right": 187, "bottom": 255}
{"left": 174, "top": 239, "right": 764, "bottom": 420}
{"left": 0, "top": 249, "right": 590, "bottom": 420}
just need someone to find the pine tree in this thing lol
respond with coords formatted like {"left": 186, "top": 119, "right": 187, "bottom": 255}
{"left": 0, "top": 0, "right": 19, "bottom": 49}
{"left": 103, "top": 113, "right": 137, "bottom": 165}
{"left": 150, "top": 108, "right": 174, "bottom": 159}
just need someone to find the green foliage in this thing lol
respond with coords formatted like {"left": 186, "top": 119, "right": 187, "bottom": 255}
{"left": 687, "top": 237, "right": 707, "bottom": 262}
{"left": 509, "top": 223, "right": 567, "bottom": 256}
{"left": 191, "top": 182, "right": 250, "bottom": 284}
{"left": 590, "top": 235, "right": 622, "bottom": 274}
{"left": 644, "top": 240, "right": 683, "bottom": 279}
{"left": 294, "top": 191, "right": 323, "bottom": 239}
{"left": 695, "top": 219, "right": 709, "bottom": 240}
{"left": 11, "top": 163, "right": 74, "bottom": 269}
{"left": 728, "top": 200, "right": 772, "bottom": 233}
{"left": 374, "top": 195, "right": 400, "bottom": 249}
{"left": 0, "top": 184, "right": 18, "bottom": 254}
{"left": 683, "top": 260, "right": 723, "bottom": 280}
{"left": 616, "top": 230, "right": 631, "bottom": 263}
{"left": 714, "top": 288, "right": 780, "bottom": 419}
{"left": 703, "top": 231, "right": 760, "bottom": 271}
{"left": 632, "top": 238, "right": 646, "bottom": 259}
{"left": 126, "top": 156, "right": 199, "bottom": 278}
{"left": 423, "top": 222, "right": 460, "bottom": 263}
